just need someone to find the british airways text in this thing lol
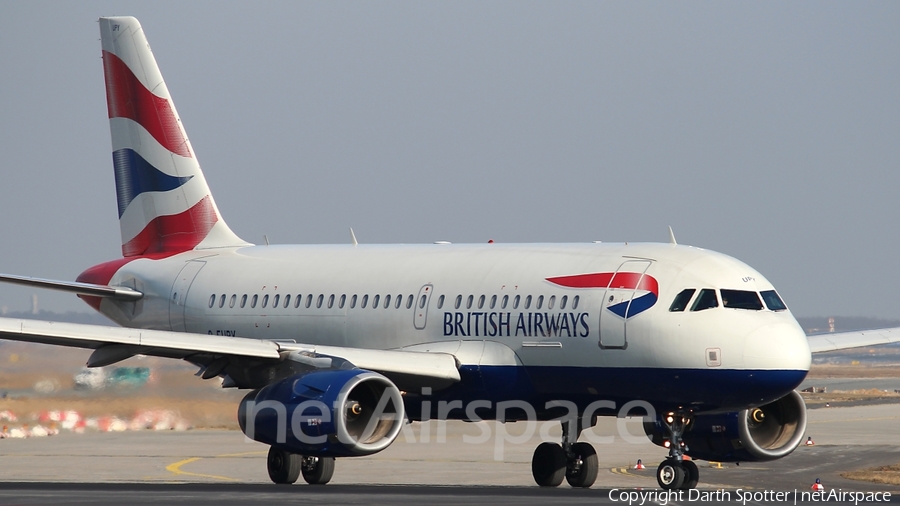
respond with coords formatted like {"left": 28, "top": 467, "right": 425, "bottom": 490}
{"left": 443, "top": 312, "right": 590, "bottom": 338}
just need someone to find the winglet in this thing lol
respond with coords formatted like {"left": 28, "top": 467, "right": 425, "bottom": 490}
{"left": 668, "top": 226, "right": 677, "bottom": 245}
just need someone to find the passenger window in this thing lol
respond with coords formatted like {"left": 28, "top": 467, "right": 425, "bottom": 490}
{"left": 513, "top": 295, "right": 520, "bottom": 309}
{"left": 524, "top": 295, "right": 532, "bottom": 309}
{"left": 437, "top": 295, "right": 445, "bottom": 309}
{"left": 306, "top": 294, "right": 313, "bottom": 308}
{"left": 350, "top": 294, "right": 358, "bottom": 308}
{"left": 572, "top": 295, "right": 579, "bottom": 310}
{"left": 407, "top": 294, "right": 414, "bottom": 309}
{"left": 295, "top": 295, "right": 302, "bottom": 308}
{"left": 361, "top": 295, "right": 368, "bottom": 308}
{"left": 501, "top": 295, "right": 509, "bottom": 309}
{"left": 478, "top": 295, "right": 485, "bottom": 309}
{"left": 251, "top": 294, "right": 258, "bottom": 308}
{"left": 229, "top": 294, "right": 236, "bottom": 308}
{"left": 419, "top": 294, "right": 427, "bottom": 309}
{"left": 690, "top": 289, "right": 719, "bottom": 311}
{"left": 721, "top": 289, "right": 763, "bottom": 310}
{"left": 209, "top": 294, "right": 216, "bottom": 308}
{"left": 262, "top": 294, "right": 269, "bottom": 308}
{"left": 395, "top": 295, "right": 402, "bottom": 309}
{"left": 761, "top": 290, "right": 787, "bottom": 311}
{"left": 669, "top": 289, "right": 696, "bottom": 312}
{"left": 536, "top": 295, "right": 543, "bottom": 309}
{"left": 339, "top": 294, "right": 346, "bottom": 309}
{"left": 490, "top": 295, "right": 497, "bottom": 309}
{"left": 383, "top": 294, "right": 390, "bottom": 309}
{"left": 284, "top": 294, "right": 291, "bottom": 308}
{"left": 328, "top": 294, "right": 335, "bottom": 309}
{"left": 317, "top": 294, "right": 324, "bottom": 308}
{"left": 466, "top": 295, "right": 473, "bottom": 309}
{"left": 241, "top": 294, "right": 247, "bottom": 308}
{"left": 560, "top": 295, "right": 567, "bottom": 310}
{"left": 272, "top": 294, "right": 280, "bottom": 308}
{"left": 372, "top": 294, "right": 380, "bottom": 308}
{"left": 219, "top": 294, "right": 225, "bottom": 308}
{"left": 455, "top": 295, "right": 462, "bottom": 309}
{"left": 548, "top": 295, "right": 555, "bottom": 309}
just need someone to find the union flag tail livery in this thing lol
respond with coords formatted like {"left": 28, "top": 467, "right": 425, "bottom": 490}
{"left": 99, "top": 17, "right": 247, "bottom": 258}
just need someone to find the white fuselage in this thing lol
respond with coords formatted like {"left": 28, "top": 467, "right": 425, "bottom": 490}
{"left": 88, "top": 241, "right": 811, "bottom": 415}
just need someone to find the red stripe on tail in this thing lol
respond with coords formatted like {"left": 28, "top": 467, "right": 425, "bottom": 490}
{"left": 102, "top": 50, "right": 192, "bottom": 158}
{"left": 121, "top": 196, "right": 218, "bottom": 257}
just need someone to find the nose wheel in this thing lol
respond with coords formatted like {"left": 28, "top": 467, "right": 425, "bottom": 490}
{"left": 531, "top": 418, "right": 598, "bottom": 488}
{"left": 655, "top": 411, "right": 700, "bottom": 490}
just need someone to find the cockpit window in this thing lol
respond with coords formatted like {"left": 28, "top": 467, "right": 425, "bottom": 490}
{"left": 720, "top": 289, "right": 763, "bottom": 310}
{"left": 761, "top": 290, "right": 787, "bottom": 311}
{"left": 669, "top": 289, "right": 696, "bottom": 312}
{"left": 690, "top": 289, "right": 719, "bottom": 311}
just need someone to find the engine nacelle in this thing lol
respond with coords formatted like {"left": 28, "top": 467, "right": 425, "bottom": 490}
{"left": 643, "top": 390, "right": 807, "bottom": 462}
{"left": 238, "top": 369, "right": 405, "bottom": 457}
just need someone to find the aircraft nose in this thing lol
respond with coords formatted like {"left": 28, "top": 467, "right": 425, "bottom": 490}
{"left": 743, "top": 322, "right": 811, "bottom": 373}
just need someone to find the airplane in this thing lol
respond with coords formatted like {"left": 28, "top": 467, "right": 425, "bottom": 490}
{"left": 2, "top": 15, "right": 898, "bottom": 491}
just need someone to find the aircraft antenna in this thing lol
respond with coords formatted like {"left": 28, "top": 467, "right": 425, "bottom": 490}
{"left": 350, "top": 228, "right": 358, "bottom": 247}
{"left": 668, "top": 226, "right": 677, "bottom": 245}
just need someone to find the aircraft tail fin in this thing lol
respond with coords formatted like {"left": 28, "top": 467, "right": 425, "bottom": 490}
{"left": 99, "top": 16, "right": 249, "bottom": 257}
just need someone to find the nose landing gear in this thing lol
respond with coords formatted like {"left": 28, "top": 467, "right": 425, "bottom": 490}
{"left": 655, "top": 411, "right": 699, "bottom": 490}
{"left": 531, "top": 418, "right": 599, "bottom": 488}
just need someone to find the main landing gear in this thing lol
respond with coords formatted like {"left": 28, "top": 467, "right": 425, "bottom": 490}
{"left": 531, "top": 419, "right": 598, "bottom": 488}
{"left": 267, "top": 446, "right": 335, "bottom": 485}
{"left": 655, "top": 412, "right": 699, "bottom": 491}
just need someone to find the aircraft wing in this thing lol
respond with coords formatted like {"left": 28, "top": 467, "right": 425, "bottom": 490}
{"left": 808, "top": 327, "right": 900, "bottom": 353}
{"left": 0, "top": 317, "right": 460, "bottom": 390}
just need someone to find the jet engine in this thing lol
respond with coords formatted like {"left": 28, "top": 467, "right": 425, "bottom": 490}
{"left": 643, "top": 390, "right": 807, "bottom": 462}
{"left": 238, "top": 369, "right": 405, "bottom": 457}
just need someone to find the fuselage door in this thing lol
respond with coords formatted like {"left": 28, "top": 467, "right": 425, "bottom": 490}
{"left": 598, "top": 259, "right": 652, "bottom": 349}
{"left": 414, "top": 284, "right": 433, "bottom": 330}
{"left": 168, "top": 261, "right": 206, "bottom": 332}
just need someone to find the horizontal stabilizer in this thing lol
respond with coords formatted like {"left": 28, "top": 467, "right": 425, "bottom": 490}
{"left": 0, "top": 273, "right": 142, "bottom": 301}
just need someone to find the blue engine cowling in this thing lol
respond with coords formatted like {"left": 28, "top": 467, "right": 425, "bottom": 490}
{"left": 643, "top": 390, "right": 807, "bottom": 462}
{"left": 238, "top": 369, "right": 405, "bottom": 458}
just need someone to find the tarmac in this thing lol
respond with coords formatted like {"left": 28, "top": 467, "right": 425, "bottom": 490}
{"left": 0, "top": 404, "right": 899, "bottom": 504}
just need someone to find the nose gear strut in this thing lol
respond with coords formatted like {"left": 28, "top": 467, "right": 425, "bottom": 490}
{"left": 656, "top": 411, "right": 699, "bottom": 490}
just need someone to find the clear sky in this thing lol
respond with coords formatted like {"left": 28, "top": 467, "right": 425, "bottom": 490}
{"left": 0, "top": 2, "right": 898, "bottom": 318}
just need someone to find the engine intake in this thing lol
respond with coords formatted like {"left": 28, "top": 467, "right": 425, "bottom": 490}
{"left": 643, "top": 390, "right": 807, "bottom": 462}
{"left": 238, "top": 369, "right": 405, "bottom": 457}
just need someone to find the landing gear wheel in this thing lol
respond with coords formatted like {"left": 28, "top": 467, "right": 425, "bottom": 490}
{"left": 656, "top": 460, "right": 685, "bottom": 490}
{"left": 301, "top": 455, "right": 335, "bottom": 485}
{"left": 532, "top": 442, "right": 566, "bottom": 487}
{"left": 267, "top": 446, "right": 301, "bottom": 484}
{"left": 680, "top": 460, "right": 699, "bottom": 490}
{"left": 565, "top": 442, "right": 598, "bottom": 488}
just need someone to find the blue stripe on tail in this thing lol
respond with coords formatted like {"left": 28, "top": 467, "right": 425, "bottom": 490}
{"left": 113, "top": 148, "right": 193, "bottom": 217}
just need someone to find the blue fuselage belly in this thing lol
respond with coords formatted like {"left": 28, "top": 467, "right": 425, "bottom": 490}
{"left": 404, "top": 366, "right": 808, "bottom": 421}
